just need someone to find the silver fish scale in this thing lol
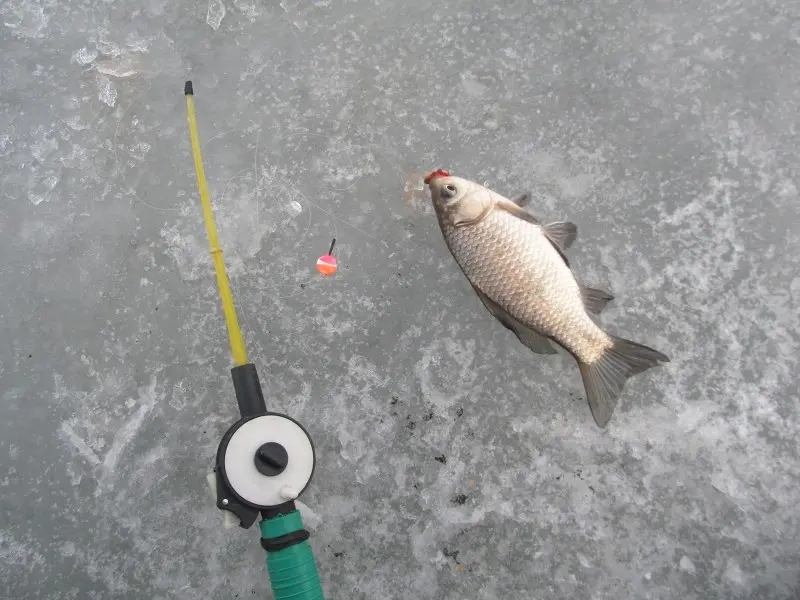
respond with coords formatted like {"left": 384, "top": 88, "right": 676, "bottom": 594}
{"left": 443, "top": 208, "right": 611, "bottom": 363}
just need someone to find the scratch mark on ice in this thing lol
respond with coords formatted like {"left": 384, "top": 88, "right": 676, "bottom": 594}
{"left": 59, "top": 422, "right": 101, "bottom": 466}
{"left": 102, "top": 375, "right": 158, "bottom": 474}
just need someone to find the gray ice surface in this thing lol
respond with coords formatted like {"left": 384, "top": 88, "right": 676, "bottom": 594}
{"left": 1, "top": 0, "right": 799, "bottom": 598}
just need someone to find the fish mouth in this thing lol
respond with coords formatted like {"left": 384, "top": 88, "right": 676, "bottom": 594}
{"left": 424, "top": 169, "right": 450, "bottom": 185}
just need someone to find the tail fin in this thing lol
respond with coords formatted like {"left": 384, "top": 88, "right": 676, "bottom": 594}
{"left": 579, "top": 336, "right": 669, "bottom": 428}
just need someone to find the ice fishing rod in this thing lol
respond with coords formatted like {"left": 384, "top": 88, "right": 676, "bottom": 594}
{"left": 184, "top": 80, "right": 325, "bottom": 600}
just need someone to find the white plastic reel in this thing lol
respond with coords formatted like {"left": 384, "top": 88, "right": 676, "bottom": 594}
{"left": 220, "top": 414, "right": 315, "bottom": 509}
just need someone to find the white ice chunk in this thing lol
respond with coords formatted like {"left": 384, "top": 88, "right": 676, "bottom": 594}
{"left": 0, "top": 134, "right": 13, "bottom": 158}
{"left": 60, "top": 145, "right": 92, "bottom": 170}
{"left": 72, "top": 47, "right": 98, "bottom": 66}
{"left": 98, "top": 77, "right": 117, "bottom": 107}
{"left": 96, "top": 56, "right": 139, "bottom": 78}
{"left": 42, "top": 175, "right": 58, "bottom": 190}
{"left": 64, "top": 116, "right": 88, "bottom": 131}
{"left": 206, "top": 0, "right": 226, "bottom": 30}
{"left": 295, "top": 500, "right": 322, "bottom": 532}
{"left": 3, "top": 3, "right": 49, "bottom": 39}
{"left": 96, "top": 40, "right": 124, "bottom": 57}
{"left": 223, "top": 511, "right": 239, "bottom": 529}
{"left": 404, "top": 175, "right": 424, "bottom": 192}
{"left": 125, "top": 32, "right": 150, "bottom": 53}
{"left": 679, "top": 555, "right": 696, "bottom": 573}
{"left": 287, "top": 200, "right": 303, "bottom": 215}
{"left": 205, "top": 472, "right": 217, "bottom": 501}
{"left": 31, "top": 134, "right": 58, "bottom": 162}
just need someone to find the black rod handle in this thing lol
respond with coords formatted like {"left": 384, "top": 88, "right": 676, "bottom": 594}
{"left": 231, "top": 363, "right": 267, "bottom": 418}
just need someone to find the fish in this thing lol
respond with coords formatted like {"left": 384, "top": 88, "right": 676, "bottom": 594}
{"left": 424, "top": 170, "right": 669, "bottom": 428}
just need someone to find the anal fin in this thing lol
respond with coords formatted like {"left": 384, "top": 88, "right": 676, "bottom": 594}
{"left": 580, "top": 285, "right": 614, "bottom": 315}
{"left": 472, "top": 285, "right": 557, "bottom": 355}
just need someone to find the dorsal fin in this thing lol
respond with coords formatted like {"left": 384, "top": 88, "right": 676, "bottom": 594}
{"left": 509, "top": 192, "right": 530, "bottom": 207}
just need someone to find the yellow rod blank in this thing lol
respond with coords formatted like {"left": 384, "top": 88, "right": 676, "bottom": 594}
{"left": 185, "top": 84, "right": 249, "bottom": 367}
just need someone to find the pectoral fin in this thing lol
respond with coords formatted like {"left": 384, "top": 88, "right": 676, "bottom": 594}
{"left": 496, "top": 199, "right": 573, "bottom": 267}
{"left": 472, "top": 285, "right": 557, "bottom": 355}
{"left": 543, "top": 221, "right": 578, "bottom": 250}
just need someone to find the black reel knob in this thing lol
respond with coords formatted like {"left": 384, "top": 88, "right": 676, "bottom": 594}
{"left": 254, "top": 442, "right": 289, "bottom": 476}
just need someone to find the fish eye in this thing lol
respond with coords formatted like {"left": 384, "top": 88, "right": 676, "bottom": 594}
{"left": 441, "top": 184, "right": 457, "bottom": 199}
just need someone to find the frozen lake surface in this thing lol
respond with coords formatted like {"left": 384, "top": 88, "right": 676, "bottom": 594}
{"left": 1, "top": 0, "right": 799, "bottom": 598}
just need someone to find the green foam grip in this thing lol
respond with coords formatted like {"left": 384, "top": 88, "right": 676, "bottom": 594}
{"left": 260, "top": 511, "right": 325, "bottom": 600}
